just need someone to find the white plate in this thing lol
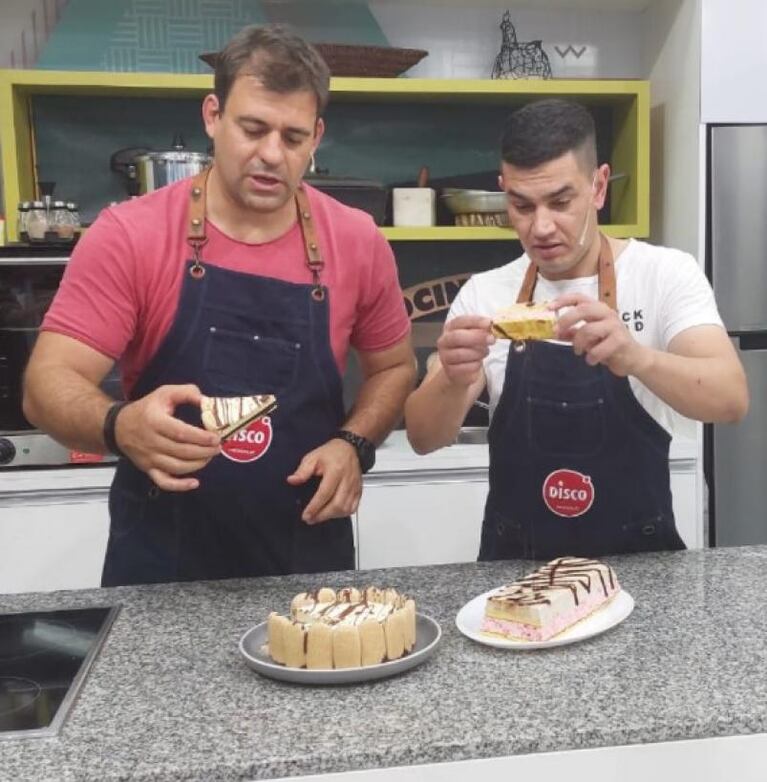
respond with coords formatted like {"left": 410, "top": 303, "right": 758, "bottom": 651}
{"left": 239, "top": 613, "right": 442, "bottom": 685}
{"left": 455, "top": 589, "right": 634, "bottom": 650}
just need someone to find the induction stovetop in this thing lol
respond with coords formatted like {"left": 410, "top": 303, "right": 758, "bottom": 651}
{"left": 0, "top": 605, "right": 119, "bottom": 739}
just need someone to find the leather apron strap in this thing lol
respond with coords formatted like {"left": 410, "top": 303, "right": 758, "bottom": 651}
{"left": 516, "top": 233, "right": 617, "bottom": 311}
{"left": 187, "top": 168, "right": 210, "bottom": 278}
{"left": 185, "top": 169, "right": 325, "bottom": 297}
{"left": 294, "top": 185, "right": 325, "bottom": 301}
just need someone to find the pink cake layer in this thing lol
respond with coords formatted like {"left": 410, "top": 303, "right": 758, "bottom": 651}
{"left": 480, "top": 587, "right": 618, "bottom": 642}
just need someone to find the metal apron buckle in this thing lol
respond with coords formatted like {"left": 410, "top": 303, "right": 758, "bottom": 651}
{"left": 309, "top": 266, "right": 324, "bottom": 301}
{"left": 189, "top": 240, "right": 207, "bottom": 279}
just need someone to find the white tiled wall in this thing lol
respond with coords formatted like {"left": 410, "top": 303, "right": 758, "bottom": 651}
{"left": 701, "top": 0, "right": 767, "bottom": 123}
{"left": 369, "top": 2, "right": 645, "bottom": 80}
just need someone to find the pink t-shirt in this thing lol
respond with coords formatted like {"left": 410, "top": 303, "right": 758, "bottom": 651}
{"left": 43, "top": 179, "right": 410, "bottom": 395}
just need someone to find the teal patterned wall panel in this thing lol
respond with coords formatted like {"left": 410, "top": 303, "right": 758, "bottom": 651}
{"left": 37, "top": 0, "right": 268, "bottom": 72}
{"left": 34, "top": 0, "right": 129, "bottom": 71}
{"left": 36, "top": 0, "right": 387, "bottom": 72}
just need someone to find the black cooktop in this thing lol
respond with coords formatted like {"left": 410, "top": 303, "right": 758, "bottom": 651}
{"left": 0, "top": 606, "right": 119, "bottom": 739}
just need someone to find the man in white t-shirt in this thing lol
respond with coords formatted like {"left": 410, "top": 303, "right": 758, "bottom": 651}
{"left": 405, "top": 99, "right": 748, "bottom": 559}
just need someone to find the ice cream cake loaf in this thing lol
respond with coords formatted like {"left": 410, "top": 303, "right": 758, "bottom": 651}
{"left": 481, "top": 556, "right": 620, "bottom": 642}
{"left": 267, "top": 587, "right": 416, "bottom": 669}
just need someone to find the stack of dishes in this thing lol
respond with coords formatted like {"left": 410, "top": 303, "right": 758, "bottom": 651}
{"left": 441, "top": 189, "right": 509, "bottom": 226}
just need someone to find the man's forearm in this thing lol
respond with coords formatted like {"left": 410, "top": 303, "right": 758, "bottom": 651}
{"left": 404, "top": 369, "right": 480, "bottom": 454}
{"left": 634, "top": 349, "right": 748, "bottom": 423}
{"left": 343, "top": 362, "right": 416, "bottom": 445}
{"left": 23, "top": 365, "right": 115, "bottom": 452}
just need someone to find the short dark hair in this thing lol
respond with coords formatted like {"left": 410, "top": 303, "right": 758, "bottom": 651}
{"left": 214, "top": 24, "right": 330, "bottom": 117}
{"left": 501, "top": 99, "right": 597, "bottom": 171}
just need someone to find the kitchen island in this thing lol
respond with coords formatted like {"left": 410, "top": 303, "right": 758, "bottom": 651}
{"left": 1, "top": 546, "right": 765, "bottom": 781}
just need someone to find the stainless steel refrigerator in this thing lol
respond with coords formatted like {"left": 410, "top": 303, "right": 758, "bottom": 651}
{"left": 708, "top": 125, "right": 767, "bottom": 546}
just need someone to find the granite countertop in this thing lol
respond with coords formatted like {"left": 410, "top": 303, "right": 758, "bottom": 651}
{"left": 3, "top": 546, "right": 766, "bottom": 781}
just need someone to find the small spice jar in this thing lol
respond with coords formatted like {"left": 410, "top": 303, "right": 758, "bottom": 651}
{"left": 26, "top": 201, "right": 48, "bottom": 241}
{"left": 16, "top": 201, "right": 31, "bottom": 242}
{"left": 51, "top": 200, "right": 75, "bottom": 240}
{"left": 66, "top": 201, "right": 81, "bottom": 231}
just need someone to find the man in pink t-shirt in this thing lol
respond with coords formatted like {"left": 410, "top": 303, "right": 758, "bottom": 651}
{"left": 23, "top": 24, "right": 415, "bottom": 586}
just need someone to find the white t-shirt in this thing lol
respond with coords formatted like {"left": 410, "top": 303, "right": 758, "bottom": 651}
{"left": 447, "top": 239, "right": 724, "bottom": 435}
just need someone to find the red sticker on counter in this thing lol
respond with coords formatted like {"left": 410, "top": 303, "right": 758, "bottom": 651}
{"left": 542, "top": 469, "right": 594, "bottom": 517}
{"left": 221, "top": 417, "right": 273, "bottom": 463}
{"left": 69, "top": 451, "right": 105, "bottom": 464}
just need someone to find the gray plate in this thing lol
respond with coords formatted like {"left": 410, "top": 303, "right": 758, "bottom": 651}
{"left": 239, "top": 613, "right": 442, "bottom": 685}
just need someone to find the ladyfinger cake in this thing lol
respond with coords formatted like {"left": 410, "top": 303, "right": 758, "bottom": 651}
{"left": 491, "top": 301, "right": 557, "bottom": 341}
{"left": 481, "top": 556, "right": 620, "bottom": 642}
{"left": 200, "top": 394, "right": 277, "bottom": 439}
{"left": 267, "top": 587, "right": 416, "bottom": 669}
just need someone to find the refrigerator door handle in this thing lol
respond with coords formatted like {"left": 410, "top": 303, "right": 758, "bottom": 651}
{"left": 736, "top": 333, "right": 767, "bottom": 351}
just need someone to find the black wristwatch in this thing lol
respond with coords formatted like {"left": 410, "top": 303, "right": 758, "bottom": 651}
{"left": 334, "top": 429, "right": 376, "bottom": 474}
{"left": 103, "top": 400, "right": 129, "bottom": 458}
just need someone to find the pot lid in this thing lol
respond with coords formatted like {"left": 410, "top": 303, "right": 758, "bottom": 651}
{"left": 135, "top": 150, "right": 212, "bottom": 163}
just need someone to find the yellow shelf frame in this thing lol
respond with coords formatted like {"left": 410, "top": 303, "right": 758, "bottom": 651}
{"left": 381, "top": 224, "right": 637, "bottom": 241}
{"left": 0, "top": 70, "right": 649, "bottom": 243}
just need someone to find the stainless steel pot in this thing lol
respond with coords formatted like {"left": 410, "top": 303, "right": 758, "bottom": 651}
{"left": 134, "top": 148, "right": 211, "bottom": 193}
{"left": 110, "top": 135, "right": 212, "bottom": 195}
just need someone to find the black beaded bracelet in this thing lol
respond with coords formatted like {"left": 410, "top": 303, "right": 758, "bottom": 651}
{"left": 103, "top": 401, "right": 129, "bottom": 458}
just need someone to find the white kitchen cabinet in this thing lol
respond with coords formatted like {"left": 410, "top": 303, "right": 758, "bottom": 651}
{"left": 0, "top": 495, "right": 109, "bottom": 594}
{"left": 670, "top": 464, "right": 700, "bottom": 550}
{"left": 0, "top": 446, "right": 700, "bottom": 592}
{"left": 357, "top": 458, "right": 701, "bottom": 570}
{"left": 356, "top": 469, "right": 488, "bottom": 570}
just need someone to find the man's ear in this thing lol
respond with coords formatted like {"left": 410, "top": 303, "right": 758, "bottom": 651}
{"left": 202, "top": 93, "right": 220, "bottom": 139}
{"left": 594, "top": 163, "right": 610, "bottom": 210}
{"left": 312, "top": 117, "right": 325, "bottom": 153}
{"left": 498, "top": 173, "right": 504, "bottom": 191}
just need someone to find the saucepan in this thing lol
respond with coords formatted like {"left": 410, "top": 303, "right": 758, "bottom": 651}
{"left": 110, "top": 134, "right": 212, "bottom": 196}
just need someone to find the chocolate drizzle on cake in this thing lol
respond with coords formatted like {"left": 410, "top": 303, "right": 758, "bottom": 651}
{"left": 492, "top": 556, "right": 617, "bottom": 608}
{"left": 269, "top": 586, "right": 416, "bottom": 669}
{"left": 200, "top": 394, "right": 277, "bottom": 438}
{"left": 291, "top": 587, "right": 408, "bottom": 627}
{"left": 493, "top": 323, "right": 514, "bottom": 340}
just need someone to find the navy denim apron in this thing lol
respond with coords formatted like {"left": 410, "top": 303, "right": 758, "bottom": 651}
{"left": 479, "top": 235, "right": 685, "bottom": 560}
{"left": 102, "top": 171, "right": 354, "bottom": 586}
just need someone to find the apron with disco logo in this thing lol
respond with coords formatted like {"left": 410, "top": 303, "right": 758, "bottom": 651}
{"left": 102, "top": 170, "right": 353, "bottom": 585}
{"left": 479, "top": 234, "right": 685, "bottom": 560}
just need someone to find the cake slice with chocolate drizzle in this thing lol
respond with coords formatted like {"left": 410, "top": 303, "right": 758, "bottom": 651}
{"left": 200, "top": 394, "right": 277, "bottom": 439}
{"left": 481, "top": 556, "right": 621, "bottom": 641}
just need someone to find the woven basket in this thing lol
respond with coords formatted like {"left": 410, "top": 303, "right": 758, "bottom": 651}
{"left": 199, "top": 44, "right": 427, "bottom": 78}
{"left": 314, "top": 43, "right": 427, "bottom": 77}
